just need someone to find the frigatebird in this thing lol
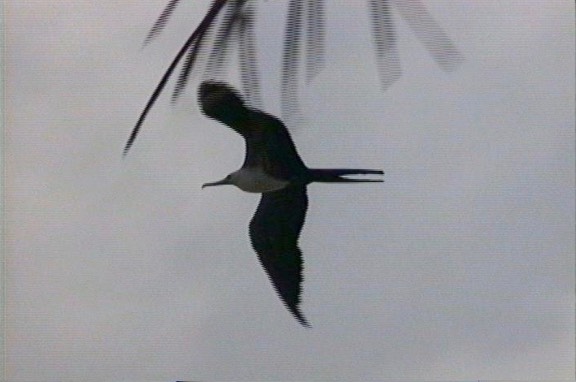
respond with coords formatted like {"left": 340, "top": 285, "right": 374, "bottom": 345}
{"left": 199, "top": 81, "right": 383, "bottom": 326}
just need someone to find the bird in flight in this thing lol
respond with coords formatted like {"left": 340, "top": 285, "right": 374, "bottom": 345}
{"left": 199, "top": 81, "right": 383, "bottom": 326}
{"left": 123, "top": 0, "right": 463, "bottom": 155}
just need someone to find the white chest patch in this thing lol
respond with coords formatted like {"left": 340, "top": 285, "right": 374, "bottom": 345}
{"left": 233, "top": 168, "right": 289, "bottom": 193}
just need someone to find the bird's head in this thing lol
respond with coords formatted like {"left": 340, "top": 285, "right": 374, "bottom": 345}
{"left": 198, "top": 81, "right": 248, "bottom": 122}
{"left": 202, "top": 172, "right": 237, "bottom": 189}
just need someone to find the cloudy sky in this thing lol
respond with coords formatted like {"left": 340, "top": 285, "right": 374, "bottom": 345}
{"left": 5, "top": 1, "right": 575, "bottom": 381}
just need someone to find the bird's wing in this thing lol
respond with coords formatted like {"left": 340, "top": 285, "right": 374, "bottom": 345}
{"left": 249, "top": 186, "right": 310, "bottom": 327}
{"left": 243, "top": 110, "right": 308, "bottom": 179}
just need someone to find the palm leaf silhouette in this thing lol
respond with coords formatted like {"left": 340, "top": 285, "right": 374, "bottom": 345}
{"left": 124, "top": 0, "right": 463, "bottom": 155}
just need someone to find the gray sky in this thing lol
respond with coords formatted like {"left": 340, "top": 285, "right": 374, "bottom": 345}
{"left": 5, "top": 0, "right": 575, "bottom": 381}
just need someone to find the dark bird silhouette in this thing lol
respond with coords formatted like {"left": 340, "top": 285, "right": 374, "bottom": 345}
{"left": 199, "top": 81, "right": 383, "bottom": 326}
{"left": 123, "top": 0, "right": 463, "bottom": 155}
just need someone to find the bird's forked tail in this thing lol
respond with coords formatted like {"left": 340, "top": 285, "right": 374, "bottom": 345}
{"left": 309, "top": 168, "right": 384, "bottom": 183}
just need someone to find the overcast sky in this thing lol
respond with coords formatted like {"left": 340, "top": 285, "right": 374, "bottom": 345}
{"left": 5, "top": 1, "right": 575, "bottom": 381}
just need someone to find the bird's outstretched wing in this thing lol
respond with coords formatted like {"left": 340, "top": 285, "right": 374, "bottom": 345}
{"left": 249, "top": 186, "right": 310, "bottom": 327}
{"left": 198, "top": 81, "right": 309, "bottom": 179}
{"left": 243, "top": 109, "right": 309, "bottom": 180}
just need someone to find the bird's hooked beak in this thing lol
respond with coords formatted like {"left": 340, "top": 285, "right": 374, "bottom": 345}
{"left": 202, "top": 176, "right": 231, "bottom": 189}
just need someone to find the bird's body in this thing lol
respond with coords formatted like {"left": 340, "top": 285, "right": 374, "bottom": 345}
{"left": 200, "top": 81, "right": 383, "bottom": 326}
{"left": 224, "top": 167, "right": 289, "bottom": 193}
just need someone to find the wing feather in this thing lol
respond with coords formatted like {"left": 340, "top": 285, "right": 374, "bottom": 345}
{"left": 249, "top": 186, "right": 310, "bottom": 327}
